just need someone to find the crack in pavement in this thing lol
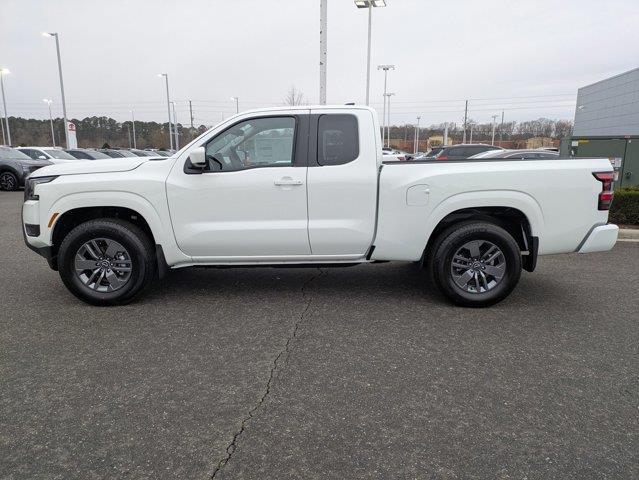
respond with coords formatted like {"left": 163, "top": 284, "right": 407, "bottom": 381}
{"left": 210, "top": 268, "right": 325, "bottom": 478}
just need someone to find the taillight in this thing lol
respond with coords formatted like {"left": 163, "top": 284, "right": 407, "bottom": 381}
{"left": 592, "top": 172, "right": 614, "bottom": 210}
{"left": 398, "top": 155, "right": 406, "bottom": 161}
{"left": 437, "top": 155, "right": 448, "bottom": 161}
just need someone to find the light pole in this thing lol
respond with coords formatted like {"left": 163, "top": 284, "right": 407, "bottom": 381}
{"left": 231, "top": 96, "right": 239, "bottom": 114}
{"left": 319, "top": 0, "right": 327, "bottom": 104}
{"left": 384, "top": 92, "right": 394, "bottom": 148}
{"left": 491, "top": 114, "right": 498, "bottom": 145}
{"left": 354, "top": 1, "right": 387, "bottom": 106}
{"left": 42, "top": 33, "right": 69, "bottom": 148}
{"left": 43, "top": 99, "right": 55, "bottom": 146}
{"left": 157, "top": 73, "right": 174, "bottom": 150}
{"left": 0, "top": 68, "right": 11, "bottom": 146}
{"left": 377, "top": 65, "right": 394, "bottom": 146}
{"left": 171, "top": 101, "right": 179, "bottom": 150}
{"left": 414, "top": 116, "right": 421, "bottom": 154}
{"left": 130, "top": 110, "right": 137, "bottom": 149}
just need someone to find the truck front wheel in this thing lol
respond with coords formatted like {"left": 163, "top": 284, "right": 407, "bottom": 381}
{"left": 57, "top": 219, "right": 156, "bottom": 306}
{"left": 429, "top": 222, "right": 522, "bottom": 307}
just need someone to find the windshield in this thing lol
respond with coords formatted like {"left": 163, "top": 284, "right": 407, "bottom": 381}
{"left": 43, "top": 148, "right": 77, "bottom": 159}
{"left": 0, "top": 147, "right": 31, "bottom": 160}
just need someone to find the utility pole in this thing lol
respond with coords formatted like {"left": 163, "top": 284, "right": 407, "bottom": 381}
{"left": 462, "top": 99, "right": 468, "bottom": 143}
{"left": 189, "top": 99, "right": 194, "bottom": 129}
{"left": 126, "top": 124, "right": 132, "bottom": 148}
{"left": 319, "top": 0, "right": 327, "bottom": 105}
{"left": 378, "top": 65, "right": 395, "bottom": 146}
{"left": 491, "top": 114, "right": 498, "bottom": 145}
{"left": 131, "top": 110, "right": 137, "bottom": 149}
{"left": 499, "top": 110, "right": 504, "bottom": 146}
{"left": 171, "top": 101, "right": 179, "bottom": 150}
{"left": 43, "top": 99, "right": 55, "bottom": 146}
{"left": 469, "top": 123, "right": 474, "bottom": 143}
{"left": 158, "top": 73, "right": 174, "bottom": 150}
{"left": 414, "top": 116, "right": 421, "bottom": 154}
{"left": 0, "top": 69, "right": 11, "bottom": 146}
{"left": 0, "top": 108, "right": 5, "bottom": 145}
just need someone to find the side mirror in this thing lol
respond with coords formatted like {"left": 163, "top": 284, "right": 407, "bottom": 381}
{"left": 38, "top": 156, "right": 47, "bottom": 160}
{"left": 188, "top": 146, "right": 206, "bottom": 167}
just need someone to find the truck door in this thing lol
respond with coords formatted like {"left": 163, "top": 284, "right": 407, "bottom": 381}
{"left": 166, "top": 114, "right": 311, "bottom": 258}
{"left": 307, "top": 109, "right": 379, "bottom": 256}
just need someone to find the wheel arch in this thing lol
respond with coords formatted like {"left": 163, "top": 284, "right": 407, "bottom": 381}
{"left": 422, "top": 203, "right": 541, "bottom": 272}
{"left": 47, "top": 193, "right": 169, "bottom": 273}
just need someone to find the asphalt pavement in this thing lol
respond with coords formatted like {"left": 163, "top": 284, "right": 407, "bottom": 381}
{"left": 1, "top": 191, "right": 637, "bottom": 479}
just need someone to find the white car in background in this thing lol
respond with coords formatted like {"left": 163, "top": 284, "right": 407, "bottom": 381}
{"left": 17, "top": 147, "right": 78, "bottom": 164}
{"left": 382, "top": 147, "right": 408, "bottom": 161}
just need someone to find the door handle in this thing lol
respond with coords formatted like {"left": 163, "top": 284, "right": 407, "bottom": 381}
{"left": 274, "top": 177, "right": 303, "bottom": 186}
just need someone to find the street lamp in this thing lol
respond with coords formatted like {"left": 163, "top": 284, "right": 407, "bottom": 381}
{"left": 171, "top": 101, "right": 179, "bottom": 150}
{"left": 377, "top": 65, "right": 394, "bottom": 146}
{"left": 230, "top": 96, "right": 239, "bottom": 114}
{"left": 414, "top": 115, "right": 421, "bottom": 154}
{"left": 43, "top": 99, "right": 55, "bottom": 146}
{"left": 354, "top": 0, "right": 386, "bottom": 106}
{"left": 42, "top": 33, "right": 69, "bottom": 148}
{"left": 384, "top": 92, "right": 395, "bottom": 147}
{"left": 0, "top": 68, "right": 10, "bottom": 146}
{"left": 157, "top": 74, "right": 174, "bottom": 150}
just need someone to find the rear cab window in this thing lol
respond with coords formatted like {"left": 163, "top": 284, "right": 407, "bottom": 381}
{"left": 317, "top": 114, "right": 359, "bottom": 166}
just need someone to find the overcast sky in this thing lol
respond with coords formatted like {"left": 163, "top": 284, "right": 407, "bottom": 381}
{"left": 2, "top": 0, "right": 638, "bottom": 127}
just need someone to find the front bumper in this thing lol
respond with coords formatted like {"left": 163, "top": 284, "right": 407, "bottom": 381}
{"left": 22, "top": 201, "right": 57, "bottom": 270}
{"left": 578, "top": 224, "right": 619, "bottom": 254}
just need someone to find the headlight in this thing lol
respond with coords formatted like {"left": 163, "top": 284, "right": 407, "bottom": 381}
{"left": 24, "top": 176, "right": 58, "bottom": 201}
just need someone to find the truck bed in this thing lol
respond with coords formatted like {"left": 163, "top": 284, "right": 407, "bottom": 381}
{"left": 372, "top": 157, "right": 613, "bottom": 261}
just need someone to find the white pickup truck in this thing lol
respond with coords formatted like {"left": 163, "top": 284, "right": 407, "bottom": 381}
{"left": 22, "top": 106, "right": 618, "bottom": 307}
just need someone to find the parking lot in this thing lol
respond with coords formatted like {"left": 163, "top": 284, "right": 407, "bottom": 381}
{"left": 1, "top": 190, "right": 637, "bottom": 479}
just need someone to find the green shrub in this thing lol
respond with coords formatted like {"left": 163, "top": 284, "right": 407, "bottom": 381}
{"left": 610, "top": 186, "right": 639, "bottom": 225}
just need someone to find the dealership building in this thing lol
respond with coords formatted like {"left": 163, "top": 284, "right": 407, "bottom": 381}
{"left": 561, "top": 67, "right": 639, "bottom": 187}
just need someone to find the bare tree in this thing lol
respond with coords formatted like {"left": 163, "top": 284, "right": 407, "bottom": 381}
{"left": 284, "top": 86, "right": 305, "bottom": 106}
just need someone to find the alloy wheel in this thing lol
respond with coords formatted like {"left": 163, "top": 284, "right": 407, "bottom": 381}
{"left": 450, "top": 240, "right": 506, "bottom": 294}
{"left": 0, "top": 172, "right": 16, "bottom": 191}
{"left": 74, "top": 238, "right": 132, "bottom": 292}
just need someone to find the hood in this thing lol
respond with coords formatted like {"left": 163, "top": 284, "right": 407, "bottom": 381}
{"left": 31, "top": 157, "right": 147, "bottom": 177}
{"left": 19, "top": 158, "right": 53, "bottom": 168}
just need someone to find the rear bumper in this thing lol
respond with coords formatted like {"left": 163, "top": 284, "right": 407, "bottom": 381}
{"left": 578, "top": 224, "right": 619, "bottom": 253}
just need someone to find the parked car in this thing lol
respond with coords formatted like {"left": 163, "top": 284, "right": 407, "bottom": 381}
{"left": 98, "top": 149, "right": 128, "bottom": 158}
{"left": 150, "top": 150, "right": 172, "bottom": 157}
{"left": 413, "top": 146, "right": 445, "bottom": 160}
{"left": 470, "top": 149, "right": 560, "bottom": 160}
{"left": 432, "top": 144, "right": 503, "bottom": 160}
{"left": 129, "top": 149, "right": 160, "bottom": 157}
{"left": 66, "top": 149, "right": 112, "bottom": 160}
{"left": 382, "top": 148, "right": 408, "bottom": 161}
{"left": 17, "top": 147, "right": 77, "bottom": 164}
{"left": 0, "top": 146, "right": 51, "bottom": 191}
{"left": 22, "top": 106, "right": 617, "bottom": 307}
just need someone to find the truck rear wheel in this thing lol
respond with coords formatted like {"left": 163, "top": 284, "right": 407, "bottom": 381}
{"left": 57, "top": 219, "right": 156, "bottom": 306}
{"left": 428, "top": 222, "right": 522, "bottom": 307}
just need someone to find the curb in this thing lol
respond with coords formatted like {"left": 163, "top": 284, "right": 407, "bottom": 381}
{"left": 618, "top": 228, "right": 639, "bottom": 242}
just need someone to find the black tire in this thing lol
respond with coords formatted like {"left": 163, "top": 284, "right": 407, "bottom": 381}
{"left": 0, "top": 171, "right": 18, "bottom": 191}
{"left": 58, "top": 219, "right": 156, "bottom": 306}
{"left": 428, "top": 222, "right": 522, "bottom": 307}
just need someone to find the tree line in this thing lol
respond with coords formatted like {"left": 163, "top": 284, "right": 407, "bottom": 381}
{"left": 388, "top": 117, "right": 574, "bottom": 143}
{"left": 3, "top": 114, "right": 573, "bottom": 149}
{"left": 3, "top": 116, "right": 209, "bottom": 149}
